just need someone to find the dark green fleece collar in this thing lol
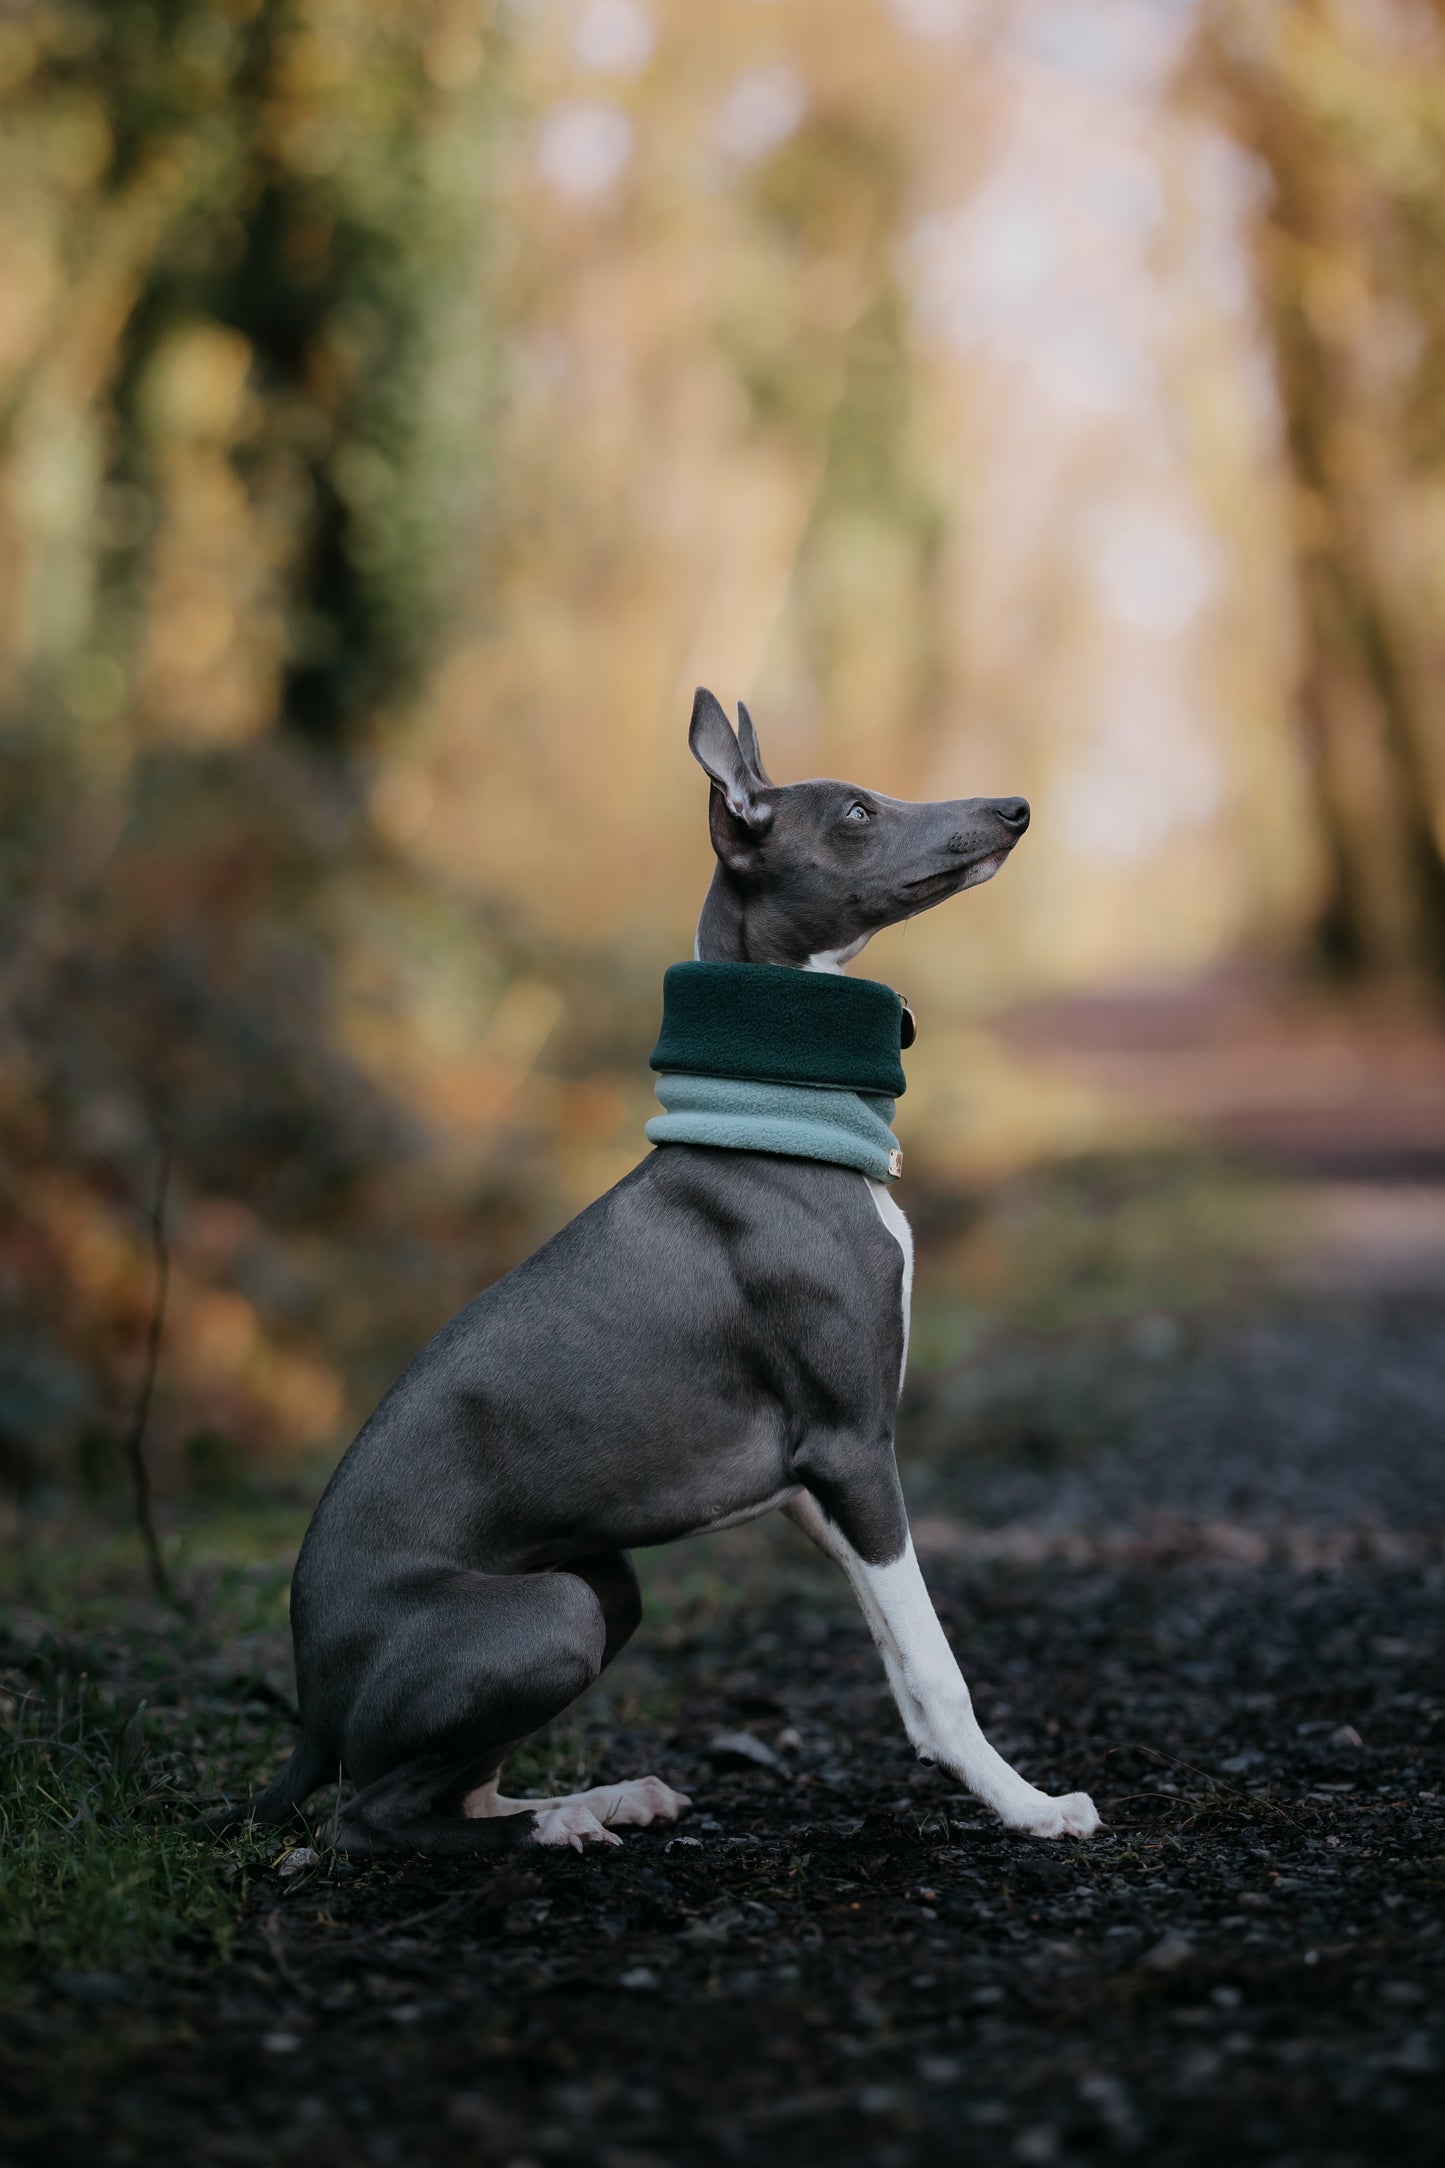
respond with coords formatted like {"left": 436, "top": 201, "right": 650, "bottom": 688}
{"left": 649, "top": 961, "right": 908, "bottom": 1098}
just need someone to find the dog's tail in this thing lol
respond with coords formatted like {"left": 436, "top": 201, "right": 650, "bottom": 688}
{"left": 216, "top": 1736, "right": 332, "bottom": 1835}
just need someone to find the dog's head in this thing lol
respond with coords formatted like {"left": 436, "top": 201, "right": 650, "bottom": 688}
{"left": 689, "top": 688, "right": 1029, "bottom": 969}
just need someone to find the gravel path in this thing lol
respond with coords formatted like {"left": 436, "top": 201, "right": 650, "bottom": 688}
{"left": 5, "top": 1289, "right": 1443, "bottom": 2167}
{"left": 907, "top": 1291, "right": 1445, "bottom": 1546}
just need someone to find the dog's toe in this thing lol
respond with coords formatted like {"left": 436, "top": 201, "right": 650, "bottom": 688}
{"left": 597, "top": 1776, "right": 692, "bottom": 1827}
{"left": 998, "top": 1787, "right": 1101, "bottom": 1840}
{"left": 1049, "top": 1791, "right": 1101, "bottom": 1838}
{"left": 532, "top": 1802, "right": 623, "bottom": 1851}
{"left": 1030, "top": 1791, "right": 1100, "bottom": 1840}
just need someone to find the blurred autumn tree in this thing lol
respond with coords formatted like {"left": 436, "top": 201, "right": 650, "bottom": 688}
{"left": 11, "top": 0, "right": 1445, "bottom": 1523}
{"left": 727, "top": 115, "right": 947, "bottom": 773}
{"left": 0, "top": 0, "right": 505, "bottom": 1501}
{"left": 1204, "top": 0, "right": 1445, "bottom": 992}
{"left": 4, "top": 0, "right": 493, "bottom": 742}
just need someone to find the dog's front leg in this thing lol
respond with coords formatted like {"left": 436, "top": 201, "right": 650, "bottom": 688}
{"left": 785, "top": 1492, "right": 1099, "bottom": 1839}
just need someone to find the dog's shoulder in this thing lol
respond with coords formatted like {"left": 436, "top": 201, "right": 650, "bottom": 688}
{"left": 621, "top": 1144, "right": 907, "bottom": 1297}
{"left": 635, "top": 1140, "right": 894, "bottom": 1229}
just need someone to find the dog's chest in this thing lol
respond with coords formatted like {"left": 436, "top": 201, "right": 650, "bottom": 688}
{"left": 863, "top": 1175, "right": 913, "bottom": 1385}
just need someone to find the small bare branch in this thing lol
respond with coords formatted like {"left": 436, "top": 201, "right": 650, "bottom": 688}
{"left": 120, "top": 1125, "right": 187, "bottom": 1614}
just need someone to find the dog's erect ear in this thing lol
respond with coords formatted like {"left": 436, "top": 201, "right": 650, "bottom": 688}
{"left": 735, "top": 700, "right": 773, "bottom": 787}
{"left": 689, "top": 687, "right": 769, "bottom": 828}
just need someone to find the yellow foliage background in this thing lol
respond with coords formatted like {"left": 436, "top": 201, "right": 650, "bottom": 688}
{"left": 4, "top": 0, "right": 1445, "bottom": 1497}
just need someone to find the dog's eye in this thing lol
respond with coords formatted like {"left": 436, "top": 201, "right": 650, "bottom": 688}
{"left": 845, "top": 803, "right": 871, "bottom": 823}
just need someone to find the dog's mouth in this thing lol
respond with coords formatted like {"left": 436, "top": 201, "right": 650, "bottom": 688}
{"left": 901, "top": 849, "right": 1010, "bottom": 908}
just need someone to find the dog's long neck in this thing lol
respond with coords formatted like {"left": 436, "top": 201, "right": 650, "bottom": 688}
{"left": 696, "top": 867, "right": 866, "bottom": 972}
{"left": 695, "top": 868, "right": 770, "bottom": 965}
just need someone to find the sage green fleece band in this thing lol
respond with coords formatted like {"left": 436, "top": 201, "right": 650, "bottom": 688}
{"left": 646, "top": 1073, "right": 903, "bottom": 1182}
{"left": 649, "top": 961, "right": 908, "bottom": 1099}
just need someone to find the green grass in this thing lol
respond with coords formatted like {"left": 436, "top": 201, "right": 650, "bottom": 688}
{"left": 0, "top": 1662, "right": 252, "bottom": 1987}
{"left": 0, "top": 1512, "right": 306, "bottom": 1997}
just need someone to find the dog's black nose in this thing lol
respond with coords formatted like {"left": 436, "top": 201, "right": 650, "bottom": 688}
{"left": 995, "top": 797, "right": 1030, "bottom": 832}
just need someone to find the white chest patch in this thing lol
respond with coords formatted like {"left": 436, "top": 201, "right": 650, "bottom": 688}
{"left": 804, "top": 938, "right": 872, "bottom": 974}
{"left": 864, "top": 1175, "right": 913, "bottom": 1388}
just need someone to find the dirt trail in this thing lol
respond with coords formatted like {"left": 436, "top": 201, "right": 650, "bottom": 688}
{"left": 5, "top": 1284, "right": 1444, "bottom": 2167}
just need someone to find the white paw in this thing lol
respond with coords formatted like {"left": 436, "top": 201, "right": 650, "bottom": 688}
{"left": 582, "top": 1776, "right": 692, "bottom": 1829}
{"left": 531, "top": 1802, "right": 624, "bottom": 1852}
{"left": 999, "top": 1789, "right": 1101, "bottom": 1840}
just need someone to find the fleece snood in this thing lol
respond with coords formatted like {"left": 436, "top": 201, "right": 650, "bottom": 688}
{"left": 644, "top": 961, "right": 908, "bottom": 1182}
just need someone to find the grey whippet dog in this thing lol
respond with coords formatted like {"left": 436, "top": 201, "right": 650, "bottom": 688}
{"left": 249, "top": 689, "right": 1100, "bottom": 1853}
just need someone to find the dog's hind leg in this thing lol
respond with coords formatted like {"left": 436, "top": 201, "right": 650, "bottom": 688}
{"left": 459, "top": 1550, "right": 689, "bottom": 1834}
{"left": 336, "top": 1551, "right": 682, "bottom": 1856}
{"left": 463, "top": 1771, "right": 691, "bottom": 1830}
{"left": 337, "top": 1753, "right": 550, "bottom": 1856}
{"left": 341, "top": 1754, "right": 646, "bottom": 1856}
